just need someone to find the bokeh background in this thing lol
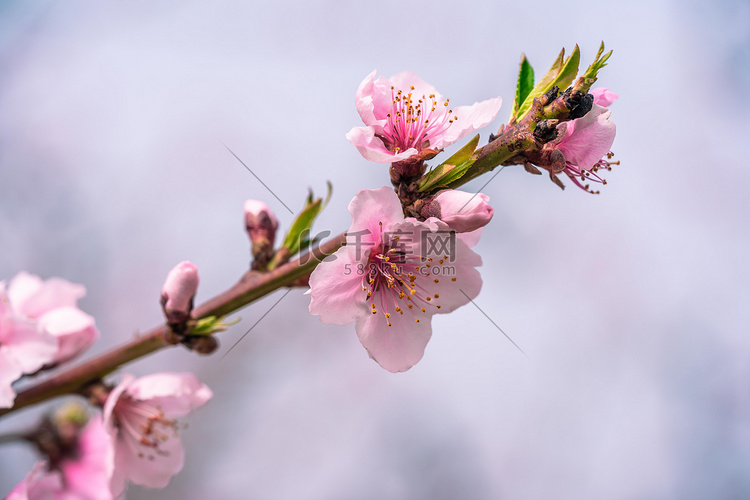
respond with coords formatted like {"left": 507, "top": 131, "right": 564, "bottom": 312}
{"left": 1, "top": 0, "right": 748, "bottom": 498}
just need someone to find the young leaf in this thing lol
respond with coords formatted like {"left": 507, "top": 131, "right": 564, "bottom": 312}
{"left": 576, "top": 42, "right": 613, "bottom": 92}
{"left": 511, "top": 54, "right": 535, "bottom": 120}
{"left": 515, "top": 45, "right": 581, "bottom": 120}
{"left": 281, "top": 182, "right": 332, "bottom": 256}
{"left": 417, "top": 135, "right": 480, "bottom": 192}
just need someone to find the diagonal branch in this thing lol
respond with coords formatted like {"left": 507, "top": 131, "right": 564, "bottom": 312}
{"left": 0, "top": 233, "right": 346, "bottom": 418}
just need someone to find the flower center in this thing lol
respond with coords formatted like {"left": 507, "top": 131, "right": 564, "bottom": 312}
{"left": 361, "top": 222, "right": 445, "bottom": 326}
{"left": 383, "top": 86, "right": 458, "bottom": 153}
{"left": 115, "top": 396, "right": 182, "bottom": 460}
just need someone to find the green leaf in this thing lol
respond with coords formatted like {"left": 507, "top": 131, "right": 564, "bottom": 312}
{"left": 577, "top": 42, "right": 613, "bottom": 93}
{"left": 417, "top": 135, "right": 480, "bottom": 192}
{"left": 281, "top": 182, "right": 332, "bottom": 256}
{"left": 515, "top": 45, "right": 581, "bottom": 120}
{"left": 191, "top": 315, "right": 240, "bottom": 335}
{"left": 443, "top": 133, "right": 480, "bottom": 167}
{"left": 511, "top": 54, "right": 535, "bottom": 120}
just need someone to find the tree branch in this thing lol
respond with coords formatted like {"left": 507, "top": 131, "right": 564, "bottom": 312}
{"left": 0, "top": 233, "right": 346, "bottom": 418}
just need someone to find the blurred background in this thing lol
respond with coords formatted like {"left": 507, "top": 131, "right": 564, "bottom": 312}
{"left": 0, "top": 0, "right": 748, "bottom": 498}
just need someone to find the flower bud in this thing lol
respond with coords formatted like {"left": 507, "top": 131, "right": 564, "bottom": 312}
{"left": 432, "top": 190, "right": 494, "bottom": 233}
{"left": 244, "top": 200, "right": 278, "bottom": 246}
{"left": 244, "top": 200, "right": 279, "bottom": 269}
{"left": 161, "top": 261, "right": 199, "bottom": 324}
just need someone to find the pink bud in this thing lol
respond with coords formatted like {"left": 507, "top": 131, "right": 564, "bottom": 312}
{"left": 433, "top": 190, "right": 494, "bottom": 233}
{"left": 244, "top": 200, "right": 278, "bottom": 246}
{"left": 161, "top": 261, "right": 199, "bottom": 323}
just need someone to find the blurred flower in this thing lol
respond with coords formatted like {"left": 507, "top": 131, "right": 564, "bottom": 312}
{"left": 161, "top": 261, "right": 199, "bottom": 324}
{"left": 308, "top": 187, "right": 483, "bottom": 372}
{"left": 103, "top": 372, "right": 212, "bottom": 496}
{"left": 3, "top": 272, "right": 99, "bottom": 366}
{"left": 346, "top": 71, "right": 502, "bottom": 163}
{"left": 7, "top": 417, "right": 112, "bottom": 500}
{"left": 0, "top": 281, "right": 57, "bottom": 408}
{"left": 549, "top": 87, "right": 618, "bottom": 193}
{"left": 60, "top": 416, "right": 113, "bottom": 500}
{"left": 6, "top": 462, "right": 62, "bottom": 500}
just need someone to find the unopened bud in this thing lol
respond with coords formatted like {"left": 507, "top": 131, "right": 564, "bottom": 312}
{"left": 182, "top": 334, "right": 219, "bottom": 355}
{"left": 244, "top": 200, "right": 279, "bottom": 269}
{"left": 161, "top": 261, "right": 199, "bottom": 324}
{"left": 244, "top": 200, "right": 278, "bottom": 245}
{"left": 431, "top": 190, "right": 494, "bottom": 233}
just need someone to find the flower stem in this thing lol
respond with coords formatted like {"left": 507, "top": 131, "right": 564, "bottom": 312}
{"left": 0, "top": 233, "right": 346, "bottom": 419}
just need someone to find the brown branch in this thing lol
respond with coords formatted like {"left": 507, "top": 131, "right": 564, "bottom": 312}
{"left": 0, "top": 233, "right": 346, "bottom": 418}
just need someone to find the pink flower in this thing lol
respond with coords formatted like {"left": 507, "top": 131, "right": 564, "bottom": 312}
{"left": 308, "top": 188, "right": 483, "bottom": 372}
{"left": 103, "top": 372, "right": 212, "bottom": 496}
{"left": 346, "top": 71, "right": 502, "bottom": 163}
{"left": 549, "top": 87, "right": 618, "bottom": 193}
{"left": 161, "top": 262, "right": 199, "bottom": 324}
{"left": 0, "top": 282, "right": 57, "bottom": 408}
{"left": 6, "top": 418, "right": 113, "bottom": 500}
{"left": 5, "top": 272, "right": 99, "bottom": 365}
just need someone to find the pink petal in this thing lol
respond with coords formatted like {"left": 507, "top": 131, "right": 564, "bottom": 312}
{"left": 355, "top": 303, "right": 433, "bottom": 373}
{"left": 308, "top": 246, "right": 371, "bottom": 325}
{"left": 125, "top": 372, "right": 212, "bottom": 418}
{"left": 0, "top": 351, "right": 23, "bottom": 408}
{"left": 60, "top": 416, "right": 113, "bottom": 500}
{"left": 590, "top": 87, "right": 618, "bottom": 107}
{"left": 115, "top": 427, "right": 185, "bottom": 491}
{"left": 103, "top": 374, "right": 135, "bottom": 428}
{"left": 0, "top": 312, "right": 57, "bottom": 374}
{"left": 435, "top": 191, "right": 494, "bottom": 233}
{"left": 457, "top": 228, "right": 483, "bottom": 248}
{"left": 8, "top": 273, "right": 85, "bottom": 319}
{"left": 345, "top": 126, "right": 418, "bottom": 163}
{"left": 557, "top": 106, "right": 616, "bottom": 170}
{"left": 348, "top": 187, "right": 405, "bottom": 240}
{"left": 354, "top": 70, "right": 390, "bottom": 128}
{"left": 387, "top": 71, "right": 440, "bottom": 101}
{"left": 6, "top": 462, "right": 63, "bottom": 500}
{"left": 432, "top": 97, "right": 502, "bottom": 149}
{"left": 38, "top": 307, "right": 99, "bottom": 364}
